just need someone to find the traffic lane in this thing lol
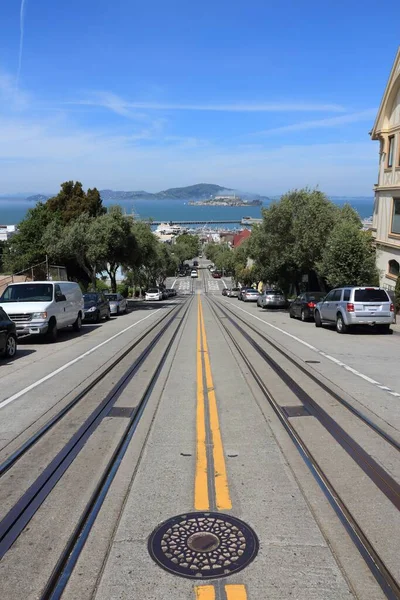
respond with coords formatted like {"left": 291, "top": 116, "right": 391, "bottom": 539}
{"left": 219, "top": 297, "right": 400, "bottom": 433}
{"left": 0, "top": 300, "right": 181, "bottom": 450}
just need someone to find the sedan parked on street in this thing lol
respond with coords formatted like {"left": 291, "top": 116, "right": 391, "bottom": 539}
{"left": 104, "top": 293, "right": 128, "bottom": 315}
{"left": 0, "top": 306, "right": 17, "bottom": 358}
{"left": 227, "top": 287, "right": 240, "bottom": 298}
{"left": 145, "top": 288, "right": 163, "bottom": 301}
{"left": 257, "top": 289, "right": 287, "bottom": 309}
{"left": 238, "top": 287, "right": 256, "bottom": 301}
{"left": 241, "top": 288, "right": 260, "bottom": 302}
{"left": 314, "top": 286, "right": 394, "bottom": 333}
{"left": 289, "top": 292, "right": 326, "bottom": 321}
{"left": 83, "top": 292, "right": 111, "bottom": 322}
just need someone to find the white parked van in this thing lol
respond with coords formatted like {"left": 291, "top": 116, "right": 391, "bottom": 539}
{"left": 0, "top": 281, "right": 84, "bottom": 342}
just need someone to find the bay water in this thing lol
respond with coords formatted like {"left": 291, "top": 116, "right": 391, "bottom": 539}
{"left": 0, "top": 197, "right": 374, "bottom": 227}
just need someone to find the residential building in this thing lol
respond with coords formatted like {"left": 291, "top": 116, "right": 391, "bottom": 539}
{"left": 232, "top": 229, "right": 251, "bottom": 248}
{"left": 370, "top": 47, "right": 400, "bottom": 291}
{"left": 0, "top": 225, "right": 17, "bottom": 242}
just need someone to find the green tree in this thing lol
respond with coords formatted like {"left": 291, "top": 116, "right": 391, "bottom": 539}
{"left": 0, "top": 241, "right": 7, "bottom": 273}
{"left": 395, "top": 275, "right": 400, "bottom": 315}
{"left": 172, "top": 233, "right": 200, "bottom": 265}
{"left": 47, "top": 181, "right": 105, "bottom": 224}
{"left": 87, "top": 206, "right": 138, "bottom": 292}
{"left": 317, "top": 221, "right": 379, "bottom": 288}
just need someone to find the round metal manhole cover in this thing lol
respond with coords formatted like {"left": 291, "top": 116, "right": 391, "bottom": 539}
{"left": 148, "top": 512, "right": 259, "bottom": 579}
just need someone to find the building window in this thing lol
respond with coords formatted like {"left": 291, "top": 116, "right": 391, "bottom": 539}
{"left": 392, "top": 198, "right": 400, "bottom": 234}
{"left": 388, "top": 259, "right": 400, "bottom": 276}
{"left": 387, "top": 135, "right": 395, "bottom": 168}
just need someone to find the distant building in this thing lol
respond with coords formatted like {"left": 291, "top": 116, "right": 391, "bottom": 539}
{"left": 0, "top": 225, "right": 17, "bottom": 242}
{"left": 370, "top": 48, "right": 400, "bottom": 290}
{"left": 233, "top": 229, "right": 251, "bottom": 248}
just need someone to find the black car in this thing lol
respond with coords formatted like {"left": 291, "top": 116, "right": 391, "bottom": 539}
{"left": 0, "top": 307, "right": 17, "bottom": 358}
{"left": 83, "top": 292, "right": 111, "bottom": 322}
{"left": 166, "top": 288, "right": 177, "bottom": 297}
{"left": 222, "top": 288, "right": 228, "bottom": 296}
{"left": 289, "top": 291, "right": 326, "bottom": 321}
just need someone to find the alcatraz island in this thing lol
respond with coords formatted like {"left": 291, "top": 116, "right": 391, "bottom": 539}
{"left": 188, "top": 194, "right": 262, "bottom": 207}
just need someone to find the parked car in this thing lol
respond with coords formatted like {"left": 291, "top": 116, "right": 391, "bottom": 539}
{"left": 212, "top": 272, "right": 221, "bottom": 279}
{"left": 193, "top": 260, "right": 199, "bottom": 267}
{"left": 289, "top": 292, "right": 326, "bottom": 321}
{"left": 227, "top": 287, "right": 240, "bottom": 298}
{"left": 238, "top": 287, "right": 255, "bottom": 301}
{"left": 161, "top": 289, "right": 169, "bottom": 299}
{"left": 0, "top": 307, "right": 17, "bottom": 358}
{"left": 166, "top": 288, "right": 177, "bottom": 297}
{"left": 83, "top": 292, "right": 111, "bottom": 322}
{"left": 191, "top": 270, "right": 198, "bottom": 278}
{"left": 387, "top": 290, "right": 397, "bottom": 324}
{"left": 104, "top": 293, "right": 128, "bottom": 315}
{"left": 178, "top": 271, "right": 186, "bottom": 277}
{"left": 314, "top": 286, "right": 394, "bottom": 334}
{"left": 257, "top": 289, "right": 287, "bottom": 309}
{"left": 242, "top": 288, "right": 260, "bottom": 302}
{"left": 222, "top": 288, "right": 228, "bottom": 296}
{"left": 0, "top": 281, "right": 83, "bottom": 342}
{"left": 145, "top": 288, "right": 162, "bottom": 301}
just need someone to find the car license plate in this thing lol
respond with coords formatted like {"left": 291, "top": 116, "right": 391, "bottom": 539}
{"left": 367, "top": 305, "right": 379, "bottom": 311}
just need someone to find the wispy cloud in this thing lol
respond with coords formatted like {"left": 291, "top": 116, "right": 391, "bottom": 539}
{"left": 70, "top": 95, "right": 346, "bottom": 115}
{"left": 17, "top": 0, "right": 27, "bottom": 88}
{"left": 252, "top": 109, "right": 377, "bottom": 135}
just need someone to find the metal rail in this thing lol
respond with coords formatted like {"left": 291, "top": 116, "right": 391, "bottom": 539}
{"left": 207, "top": 296, "right": 400, "bottom": 599}
{"left": 0, "top": 300, "right": 182, "bottom": 477}
{"left": 0, "top": 298, "right": 190, "bottom": 561}
{"left": 214, "top": 298, "right": 400, "bottom": 452}
{"left": 40, "top": 296, "right": 192, "bottom": 599}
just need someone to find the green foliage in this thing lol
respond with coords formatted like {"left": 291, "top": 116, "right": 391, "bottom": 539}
{"left": 4, "top": 202, "right": 53, "bottom": 273}
{"left": 0, "top": 241, "right": 7, "bottom": 273}
{"left": 394, "top": 274, "right": 400, "bottom": 313}
{"left": 317, "top": 222, "right": 379, "bottom": 287}
{"left": 172, "top": 233, "right": 200, "bottom": 264}
{"left": 47, "top": 181, "right": 105, "bottom": 224}
{"left": 117, "top": 283, "right": 129, "bottom": 298}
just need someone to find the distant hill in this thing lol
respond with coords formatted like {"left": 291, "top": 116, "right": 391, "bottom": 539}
{"left": 26, "top": 194, "right": 52, "bottom": 202}
{"left": 100, "top": 183, "right": 235, "bottom": 201}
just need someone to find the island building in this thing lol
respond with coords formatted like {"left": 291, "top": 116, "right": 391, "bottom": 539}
{"left": 370, "top": 47, "right": 400, "bottom": 291}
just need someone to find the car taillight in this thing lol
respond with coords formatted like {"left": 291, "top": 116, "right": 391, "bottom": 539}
{"left": 307, "top": 302, "right": 315, "bottom": 308}
{"left": 390, "top": 303, "right": 394, "bottom": 312}
{"left": 346, "top": 303, "right": 354, "bottom": 312}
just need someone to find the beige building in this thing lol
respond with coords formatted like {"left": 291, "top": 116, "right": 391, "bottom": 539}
{"left": 370, "top": 47, "right": 400, "bottom": 291}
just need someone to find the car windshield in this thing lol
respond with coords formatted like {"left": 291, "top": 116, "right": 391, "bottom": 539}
{"left": 83, "top": 294, "right": 98, "bottom": 302}
{"left": 307, "top": 293, "right": 325, "bottom": 301}
{"left": 105, "top": 294, "right": 118, "bottom": 301}
{"left": 246, "top": 289, "right": 259, "bottom": 294}
{"left": 354, "top": 289, "right": 389, "bottom": 302}
{"left": 1, "top": 283, "right": 53, "bottom": 302}
{"left": 148, "top": 289, "right": 159, "bottom": 293}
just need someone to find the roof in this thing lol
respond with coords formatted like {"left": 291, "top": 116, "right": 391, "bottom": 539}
{"left": 370, "top": 47, "right": 400, "bottom": 139}
{"left": 233, "top": 229, "right": 251, "bottom": 248}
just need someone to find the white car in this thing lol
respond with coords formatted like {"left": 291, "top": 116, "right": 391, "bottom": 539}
{"left": 191, "top": 270, "right": 198, "bottom": 278}
{"left": 0, "top": 281, "right": 83, "bottom": 342}
{"left": 145, "top": 288, "right": 162, "bottom": 301}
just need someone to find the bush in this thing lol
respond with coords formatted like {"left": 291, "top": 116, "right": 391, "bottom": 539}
{"left": 117, "top": 283, "right": 129, "bottom": 298}
{"left": 395, "top": 276, "right": 400, "bottom": 314}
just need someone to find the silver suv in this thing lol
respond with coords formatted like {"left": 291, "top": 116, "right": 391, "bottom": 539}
{"left": 314, "top": 287, "right": 394, "bottom": 334}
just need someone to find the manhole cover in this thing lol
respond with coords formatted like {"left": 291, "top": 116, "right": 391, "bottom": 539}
{"left": 148, "top": 512, "right": 258, "bottom": 579}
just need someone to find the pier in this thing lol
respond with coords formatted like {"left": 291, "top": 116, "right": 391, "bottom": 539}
{"left": 127, "top": 217, "right": 263, "bottom": 226}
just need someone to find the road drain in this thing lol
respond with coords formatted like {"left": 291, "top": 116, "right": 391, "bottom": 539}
{"left": 148, "top": 512, "right": 258, "bottom": 579}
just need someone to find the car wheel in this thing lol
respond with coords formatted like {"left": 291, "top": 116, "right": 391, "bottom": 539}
{"left": 377, "top": 324, "right": 392, "bottom": 334}
{"left": 73, "top": 314, "right": 82, "bottom": 331}
{"left": 314, "top": 311, "right": 322, "bottom": 328}
{"left": 301, "top": 309, "right": 307, "bottom": 322}
{"left": 106, "top": 310, "right": 111, "bottom": 320}
{"left": 289, "top": 309, "right": 295, "bottom": 319}
{"left": 3, "top": 333, "right": 17, "bottom": 358}
{"left": 47, "top": 322, "right": 58, "bottom": 342}
{"left": 336, "top": 313, "right": 348, "bottom": 334}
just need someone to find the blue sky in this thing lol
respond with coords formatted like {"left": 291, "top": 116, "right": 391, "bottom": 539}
{"left": 0, "top": 0, "right": 399, "bottom": 195}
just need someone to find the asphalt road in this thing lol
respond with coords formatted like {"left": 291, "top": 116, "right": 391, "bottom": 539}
{"left": 0, "top": 262, "right": 399, "bottom": 600}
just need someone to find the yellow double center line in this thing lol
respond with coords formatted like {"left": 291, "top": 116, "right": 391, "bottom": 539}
{"left": 195, "top": 297, "right": 232, "bottom": 511}
{"left": 195, "top": 584, "right": 247, "bottom": 599}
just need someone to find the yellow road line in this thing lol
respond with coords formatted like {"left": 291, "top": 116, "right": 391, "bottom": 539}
{"left": 195, "top": 299, "right": 210, "bottom": 510}
{"left": 194, "top": 585, "right": 216, "bottom": 599}
{"left": 199, "top": 298, "right": 232, "bottom": 511}
{"left": 225, "top": 584, "right": 248, "bottom": 599}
